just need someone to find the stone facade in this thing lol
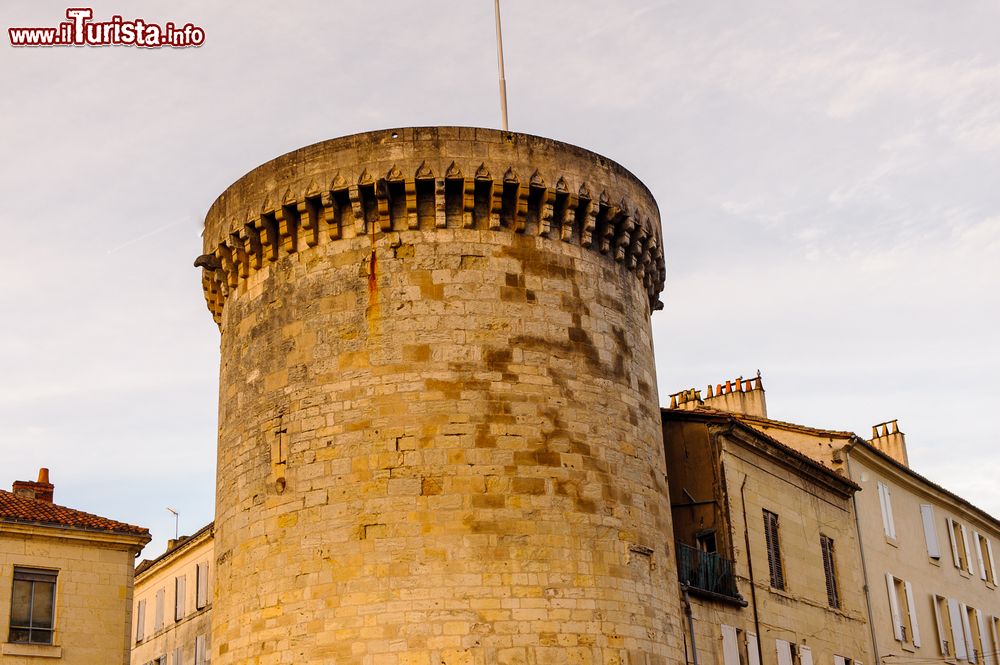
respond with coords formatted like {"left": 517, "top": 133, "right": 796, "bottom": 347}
{"left": 198, "top": 127, "right": 680, "bottom": 665}
{"left": 663, "top": 409, "right": 873, "bottom": 665}
{"left": 0, "top": 470, "right": 149, "bottom": 664}
{"left": 131, "top": 523, "right": 214, "bottom": 665}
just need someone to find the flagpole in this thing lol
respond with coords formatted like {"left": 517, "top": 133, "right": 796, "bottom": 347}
{"left": 494, "top": 0, "right": 509, "bottom": 130}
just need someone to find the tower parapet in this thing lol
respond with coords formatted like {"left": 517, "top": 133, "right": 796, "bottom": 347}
{"left": 201, "top": 127, "right": 680, "bottom": 665}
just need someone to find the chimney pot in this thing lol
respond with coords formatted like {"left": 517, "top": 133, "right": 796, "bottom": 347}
{"left": 37, "top": 468, "right": 49, "bottom": 484}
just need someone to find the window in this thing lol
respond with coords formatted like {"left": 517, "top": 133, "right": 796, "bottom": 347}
{"left": 974, "top": 532, "right": 996, "bottom": 584}
{"left": 821, "top": 535, "right": 840, "bottom": 609}
{"left": 156, "top": 656, "right": 167, "bottom": 665}
{"left": 154, "top": 587, "right": 165, "bottom": 632}
{"left": 776, "top": 640, "right": 793, "bottom": 665}
{"left": 886, "top": 574, "right": 920, "bottom": 646}
{"left": 175, "top": 575, "right": 187, "bottom": 621}
{"left": 8, "top": 567, "right": 57, "bottom": 645}
{"left": 933, "top": 594, "right": 955, "bottom": 657}
{"left": 174, "top": 646, "right": 183, "bottom": 665}
{"left": 763, "top": 510, "right": 784, "bottom": 590}
{"left": 877, "top": 481, "right": 896, "bottom": 539}
{"left": 196, "top": 562, "right": 209, "bottom": 610}
{"left": 696, "top": 530, "right": 717, "bottom": 554}
{"left": 136, "top": 598, "right": 146, "bottom": 642}
{"left": 721, "top": 624, "right": 742, "bottom": 665}
{"left": 195, "top": 633, "right": 209, "bottom": 665}
{"left": 920, "top": 505, "right": 941, "bottom": 559}
{"left": 948, "top": 518, "right": 973, "bottom": 574}
{"left": 964, "top": 605, "right": 986, "bottom": 664}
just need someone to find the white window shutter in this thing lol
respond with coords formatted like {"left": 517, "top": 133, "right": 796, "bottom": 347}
{"left": 976, "top": 610, "right": 992, "bottom": 665}
{"left": 974, "top": 531, "right": 988, "bottom": 580}
{"left": 747, "top": 633, "right": 760, "bottom": 665}
{"left": 933, "top": 596, "right": 949, "bottom": 656}
{"left": 886, "top": 574, "right": 904, "bottom": 641}
{"left": 799, "top": 645, "right": 813, "bottom": 665}
{"left": 949, "top": 599, "right": 968, "bottom": 660}
{"left": 174, "top": 646, "right": 183, "bottom": 665}
{"left": 196, "top": 562, "right": 209, "bottom": 609}
{"left": 921, "top": 505, "right": 941, "bottom": 558}
{"left": 961, "top": 526, "right": 975, "bottom": 575}
{"left": 136, "top": 598, "right": 146, "bottom": 641}
{"left": 155, "top": 588, "right": 165, "bottom": 631}
{"left": 948, "top": 518, "right": 962, "bottom": 568}
{"left": 878, "top": 483, "right": 896, "bottom": 538}
{"left": 834, "top": 657, "right": 847, "bottom": 665}
{"left": 961, "top": 604, "right": 976, "bottom": 662}
{"left": 904, "top": 581, "right": 921, "bottom": 647}
{"left": 195, "top": 634, "right": 206, "bottom": 665}
{"left": 175, "top": 575, "right": 186, "bottom": 621}
{"left": 986, "top": 539, "right": 997, "bottom": 584}
{"left": 721, "top": 625, "right": 740, "bottom": 665}
{"left": 776, "top": 640, "right": 793, "bottom": 665}
{"left": 853, "top": 660, "right": 863, "bottom": 665}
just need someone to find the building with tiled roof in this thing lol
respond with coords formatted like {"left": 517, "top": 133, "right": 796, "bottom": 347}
{"left": 668, "top": 375, "right": 1000, "bottom": 665}
{"left": 0, "top": 468, "right": 150, "bottom": 664}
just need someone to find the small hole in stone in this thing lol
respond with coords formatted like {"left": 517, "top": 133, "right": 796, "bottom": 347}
{"left": 391, "top": 132, "right": 399, "bottom": 139}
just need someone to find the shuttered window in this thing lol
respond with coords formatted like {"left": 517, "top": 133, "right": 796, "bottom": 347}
{"left": 746, "top": 633, "right": 760, "bottom": 665}
{"left": 948, "top": 598, "right": 969, "bottom": 660}
{"left": 195, "top": 634, "right": 208, "bottom": 665}
{"left": 196, "top": 562, "right": 209, "bottom": 610}
{"left": 877, "top": 481, "right": 896, "bottom": 539}
{"left": 175, "top": 575, "right": 186, "bottom": 621}
{"left": 136, "top": 598, "right": 146, "bottom": 642}
{"left": 821, "top": 535, "right": 839, "bottom": 609}
{"left": 799, "top": 645, "right": 813, "bottom": 665}
{"left": 721, "top": 624, "right": 740, "bottom": 665}
{"left": 775, "top": 640, "right": 793, "bottom": 665}
{"left": 154, "top": 587, "right": 165, "bottom": 632}
{"left": 174, "top": 646, "right": 183, "bottom": 665}
{"left": 933, "top": 594, "right": 954, "bottom": 657}
{"left": 920, "top": 505, "right": 941, "bottom": 558}
{"left": 763, "top": 510, "right": 784, "bottom": 590}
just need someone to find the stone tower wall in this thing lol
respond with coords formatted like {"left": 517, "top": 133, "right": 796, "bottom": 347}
{"left": 200, "top": 127, "right": 680, "bottom": 665}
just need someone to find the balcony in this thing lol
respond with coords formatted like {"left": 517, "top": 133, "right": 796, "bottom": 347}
{"left": 675, "top": 541, "right": 745, "bottom": 605}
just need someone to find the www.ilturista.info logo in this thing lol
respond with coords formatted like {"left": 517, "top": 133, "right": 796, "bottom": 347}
{"left": 8, "top": 8, "right": 205, "bottom": 48}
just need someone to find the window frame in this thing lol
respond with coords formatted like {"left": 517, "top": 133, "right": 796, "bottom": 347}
{"left": 821, "top": 534, "right": 840, "bottom": 609}
{"left": 8, "top": 567, "right": 58, "bottom": 645}
{"left": 763, "top": 509, "right": 785, "bottom": 590}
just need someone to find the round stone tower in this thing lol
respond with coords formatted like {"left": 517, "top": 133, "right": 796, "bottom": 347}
{"left": 199, "top": 127, "right": 679, "bottom": 665}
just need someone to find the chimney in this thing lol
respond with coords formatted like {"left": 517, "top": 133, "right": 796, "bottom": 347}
{"left": 12, "top": 468, "right": 55, "bottom": 504}
{"left": 700, "top": 372, "right": 768, "bottom": 418}
{"left": 869, "top": 420, "right": 909, "bottom": 467}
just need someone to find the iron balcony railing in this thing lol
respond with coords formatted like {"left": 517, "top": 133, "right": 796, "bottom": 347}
{"left": 676, "top": 541, "right": 741, "bottom": 600}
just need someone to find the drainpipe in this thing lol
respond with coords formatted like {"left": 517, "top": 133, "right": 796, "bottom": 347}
{"left": 845, "top": 444, "right": 881, "bottom": 665}
{"left": 740, "top": 474, "right": 765, "bottom": 665}
{"left": 683, "top": 587, "right": 700, "bottom": 665}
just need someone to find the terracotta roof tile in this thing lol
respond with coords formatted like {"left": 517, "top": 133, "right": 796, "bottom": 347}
{"left": 0, "top": 489, "right": 148, "bottom": 537}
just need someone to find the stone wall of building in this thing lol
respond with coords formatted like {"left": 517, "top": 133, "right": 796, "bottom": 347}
{"left": 199, "top": 127, "right": 680, "bottom": 665}
{"left": 0, "top": 528, "right": 140, "bottom": 664}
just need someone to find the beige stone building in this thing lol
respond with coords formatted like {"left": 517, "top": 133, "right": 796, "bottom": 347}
{"left": 0, "top": 468, "right": 150, "bottom": 664}
{"left": 196, "top": 126, "right": 679, "bottom": 664}
{"left": 663, "top": 401, "right": 873, "bottom": 665}
{"left": 131, "top": 522, "right": 213, "bottom": 665}
{"left": 672, "top": 376, "right": 1000, "bottom": 665}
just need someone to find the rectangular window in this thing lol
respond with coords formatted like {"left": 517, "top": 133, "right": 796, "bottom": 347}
{"left": 175, "top": 575, "right": 187, "bottom": 621}
{"left": 878, "top": 481, "right": 896, "bottom": 539}
{"left": 763, "top": 510, "right": 785, "bottom": 590}
{"left": 154, "top": 587, "right": 165, "bottom": 632}
{"left": 721, "top": 624, "right": 741, "bottom": 665}
{"left": 933, "top": 594, "right": 954, "bottom": 657}
{"left": 195, "top": 634, "right": 208, "bottom": 665}
{"left": 8, "top": 567, "right": 57, "bottom": 645}
{"left": 961, "top": 604, "right": 977, "bottom": 663}
{"left": 775, "top": 640, "right": 793, "bottom": 665}
{"left": 174, "top": 646, "right": 183, "bottom": 665}
{"left": 196, "top": 562, "right": 209, "bottom": 610}
{"left": 136, "top": 598, "right": 146, "bottom": 642}
{"left": 821, "top": 535, "right": 840, "bottom": 609}
{"left": 799, "top": 645, "right": 813, "bottom": 665}
{"left": 920, "top": 505, "right": 941, "bottom": 558}
{"left": 948, "top": 518, "right": 970, "bottom": 572}
{"left": 974, "top": 532, "right": 996, "bottom": 584}
{"left": 886, "top": 575, "right": 920, "bottom": 646}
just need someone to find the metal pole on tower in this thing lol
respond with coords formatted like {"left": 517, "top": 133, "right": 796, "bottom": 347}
{"left": 494, "top": 0, "right": 509, "bottom": 130}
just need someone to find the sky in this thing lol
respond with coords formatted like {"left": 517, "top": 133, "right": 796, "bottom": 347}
{"left": 2, "top": 0, "right": 998, "bottom": 559}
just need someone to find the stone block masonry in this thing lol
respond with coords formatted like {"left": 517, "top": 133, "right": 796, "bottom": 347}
{"left": 199, "top": 127, "right": 680, "bottom": 665}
